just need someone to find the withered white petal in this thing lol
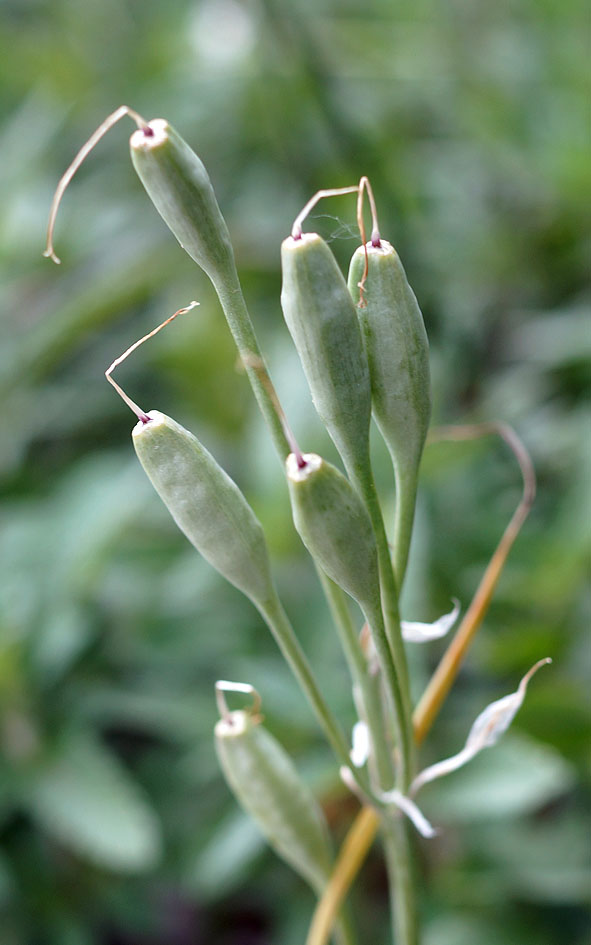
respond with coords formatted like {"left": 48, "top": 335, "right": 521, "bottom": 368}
{"left": 401, "top": 598, "right": 461, "bottom": 643}
{"left": 339, "top": 765, "right": 369, "bottom": 806}
{"left": 465, "top": 658, "right": 551, "bottom": 751}
{"left": 381, "top": 789, "right": 437, "bottom": 838}
{"left": 410, "top": 658, "right": 551, "bottom": 796}
{"left": 350, "top": 720, "right": 370, "bottom": 768}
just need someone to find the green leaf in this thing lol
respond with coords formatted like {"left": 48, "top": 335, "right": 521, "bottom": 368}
{"left": 187, "top": 809, "right": 264, "bottom": 898}
{"left": 24, "top": 734, "right": 162, "bottom": 872}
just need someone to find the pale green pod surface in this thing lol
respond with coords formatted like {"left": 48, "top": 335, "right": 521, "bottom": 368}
{"left": 132, "top": 411, "right": 274, "bottom": 607}
{"left": 348, "top": 240, "right": 431, "bottom": 475}
{"left": 280, "top": 234, "right": 372, "bottom": 480}
{"left": 215, "top": 709, "right": 332, "bottom": 892}
{"left": 130, "top": 120, "right": 235, "bottom": 284}
{"left": 285, "top": 452, "right": 380, "bottom": 611}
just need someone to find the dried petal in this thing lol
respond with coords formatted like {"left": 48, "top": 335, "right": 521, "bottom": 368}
{"left": 381, "top": 789, "right": 437, "bottom": 839}
{"left": 350, "top": 721, "right": 370, "bottom": 768}
{"left": 465, "top": 658, "right": 551, "bottom": 751}
{"left": 401, "top": 599, "right": 460, "bottom": 643}
{"left": 410, "top": 658, "right": 551, "bottom": 796}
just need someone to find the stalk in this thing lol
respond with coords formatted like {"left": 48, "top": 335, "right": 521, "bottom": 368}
{"left": 306, "top": 422, "right": 536, "bottom": 945}
{"left": 391, "top": 461, "right": 418, "bottom": 591}
{"left": 212, "top": 263, "right": 290, "bottom": 461}
{"left": 382, "top": 818, "right": 417, "bottom": 945}
{"left": 318, "top": 571, "right": 393, "bottom": 790}
{"left": 258, "top": 592, "right": 360, "bottom": 778}
{"left": 349, "top": 461, "right": 413, "bottom": 788}
{"left": 361, "top": 594, "right": 412, "bottom": 794}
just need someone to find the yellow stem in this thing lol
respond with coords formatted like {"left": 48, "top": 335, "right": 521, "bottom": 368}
{"left": 306, "top": 421, "right": 535, "bottom": 945}
{"left": 305, "top": 806, "right": 379, "bottom": 945}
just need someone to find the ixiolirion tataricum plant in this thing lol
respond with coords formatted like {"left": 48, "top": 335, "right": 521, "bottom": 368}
{"left": 45, "top": 109, "right": 550, "bottom": 945}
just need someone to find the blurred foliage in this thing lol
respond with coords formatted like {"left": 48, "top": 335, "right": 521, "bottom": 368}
{"left": 0, "top": 0, "right": 589, "bottom": 942}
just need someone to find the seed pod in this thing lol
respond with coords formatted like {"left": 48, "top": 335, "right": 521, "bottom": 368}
{"left": 280, "top": 233, "right": 372, "bottom": 480}
{"left": 215, "top": 708, "right": 332, "bottom": 893}
{"left": 285, "top": 452, "right": 379, "bottom": 613}
{"left": 286, "top": 451, "right": 413, "bottom": 784}
{"left": 348, "top": 239, "right": 431, "bottom": 481}
{"left": 132, "top": 410, "right": 274, "bottom": 608}
{"left": 348, "top": 240, "right": 431, "bottom": 583}
{"left": 130, "top": 120, "right": 235, "bottom": 285}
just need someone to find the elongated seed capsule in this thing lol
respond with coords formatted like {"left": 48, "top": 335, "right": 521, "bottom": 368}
{"left": 285, "top": 452, "right": 379, "bottom": 611}
{"left": 348, "top": 240, "right": 431, "bottom": 584}
{"left": 132, "top": 411, "right": 274, "bottom": 609}
{"left": 279, "top": 232, "right": 411, "bottom": 721}
{"left": 215, "top": 708, "right": 333, "bottom": 893}
{"left": 130, "top": 120, "right": 234, "bottom": 283}
{"left": 130, "top": 120, "right": 289, "bottom": 459}
{"left": 105, "top": 312, "right": 354, "bottom": 777}
{"left": 286, "top": 452, "right": 411, "bottom": 774}
{"left": 280, "top": 233, "right": 372, "bottom": 482}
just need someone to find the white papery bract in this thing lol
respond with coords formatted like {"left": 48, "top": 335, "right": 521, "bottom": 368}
{"left": 350, "top": 720, "right": 371, "bottom": 768}
{"left": 410, "top": 658, "right": 552, "bottom": 796}
{"left": 380, "top": 788, "right": 438, "bottom": 839}
{"left": 401, "top": 598, "right": 461, "bottom": 643}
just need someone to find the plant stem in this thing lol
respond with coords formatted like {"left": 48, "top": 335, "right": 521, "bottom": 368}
{"left": 306, "top": 805, "right": 378, "bottom": 945}
{"left": 362, "top": 597, "right": 411, "bottom": 792}
{"left": 350, "top": 462, "right": 413, "bottom": 789}
{"left": 413, "top": 422, "right": 535, "bottom": 741}
{"left": 258, "top": 592, "right": 359, "bottom": 777}
{"left": 391, "top": 459, "right": 418, "bottom": 593}
{"left": 306, "top": 423, "right": 536, "bottom": 944}
{"left": 382, "top": 817, "right": 418, "bottom": 945}
{"left": 212, "top": 263, "right": 290, "bottom": 460}
{"left": 318, "top": 570, "right": 393, "bottom": 789}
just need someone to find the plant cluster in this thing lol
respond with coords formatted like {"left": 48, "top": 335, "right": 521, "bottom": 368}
{"left": 43, "top": 109, "right": 551, "bottom": 945}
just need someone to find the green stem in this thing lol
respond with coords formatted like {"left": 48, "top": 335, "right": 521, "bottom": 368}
{"left": 349, "top": 461, "right": 413, "bottom": 789}
{"left": 382, "top": 817, "right": 418, "bottom": 945}
{"left": 258, "top": 592, "right": 357, "bottom": 776}
{"left": 317, "top": 571, "right": 393, "bottom": 790}
{"left": 392, "top": 459, "right": 419, "bottom": 593}
{"left": 212, "top": 264, "right": 290, "bottom": 460}
{"left": 361, "top": 597, "right": 411, "bottom": 792}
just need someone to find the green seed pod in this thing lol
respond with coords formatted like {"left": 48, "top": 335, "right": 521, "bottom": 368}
{"left": 130, "top": 120, "right": 235, "bottom": 285}
{"left": 286, "top": 452, "right": 411, "bottom": 771}
{"left": 130, "top": 120, "right": 290, "bottom": 460}
{"left": 285, "top": 452, "right": 379, "bottom": 612}
{"left": 280, "top": 234, "right": 372, "bottom": 480}
{"left": 132, "top": 410, "right": 274, "bottom": 608}
{"left": 215, "top": 708, "right": 332, "bottom": 893}
{"left": 348, "top": 239, "right": 430, "bottom": 476}
{"left": 348, "top": 240, "right": 431, "bottom": 582}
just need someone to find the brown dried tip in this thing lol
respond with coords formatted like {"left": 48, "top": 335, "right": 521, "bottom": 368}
{"left": 355, "top": 177, "right": 381, "bottom": 304}
{"left": 43, "top": 105, "right": 149, "bottom": 265}
{"left": 290, "top": 185, "right": 359, "bottom": 240}
{"left": 105, "top": 302, "right": 199, "bottom": 421}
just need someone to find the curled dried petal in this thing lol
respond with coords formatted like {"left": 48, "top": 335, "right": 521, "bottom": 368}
{"left": 350, "top": 721, "right": 370, "bottom": 768}
{"left": 411, "top": 658, "right": 551, "bottom": 796}
{"left": 381, "top": 789, "right": 437, "bottom": 839}
{"left": 401, "top": 599, "right": 460, "bottom": 643}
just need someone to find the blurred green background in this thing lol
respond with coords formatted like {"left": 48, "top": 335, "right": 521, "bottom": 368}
{"left": 0, "top": 0, "right": 589, "bottom": 943}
